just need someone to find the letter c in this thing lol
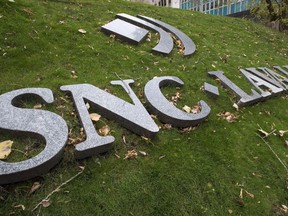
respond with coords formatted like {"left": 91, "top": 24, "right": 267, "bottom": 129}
{"left": 144, "top": 76, "right": 211, "bottom": 127}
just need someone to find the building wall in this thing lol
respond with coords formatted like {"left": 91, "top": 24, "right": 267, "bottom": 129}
{"left": 133, "top": 0, "right": 180, "bottom": 8}
{"left": 180, "top": 0, "right": 251, "bottom": 16}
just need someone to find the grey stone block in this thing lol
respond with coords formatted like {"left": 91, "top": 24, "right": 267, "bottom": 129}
{"left": 203, "top": 82, "right": 219, "bottom": 98}
{"left": 274, "top": 66, "right": 288, "bottom": 76}
{"left": 101, "top": 19, "right": 149, "bottom": 44}
{"left": 137, "top": 15, "right": 196, "bottom": 56}
{"left": 116, "top": 13, "right": 174, "bottom": 55}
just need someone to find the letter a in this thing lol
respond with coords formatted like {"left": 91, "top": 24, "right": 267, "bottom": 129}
{"left": 208, "top": 71, "right": 262, "bottom": 107}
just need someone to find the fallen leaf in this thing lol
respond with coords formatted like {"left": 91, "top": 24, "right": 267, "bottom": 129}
{"left": 226, "top": 114, "right": 237, "bottom": 123}
{"left": 78, "top": 166, "right": 85, "bottom": 171}
{"left": 29, "top": 182, "right": 41, "bottom": 194}
{"left": 228, "top": 209, "right": 233, "bottom": 214}
{"left": 281, "top": 204, "right": 288, "bottom": 212}
{"left": 78, "top": 29, "right": 86, "bottom": 34}
{"left": 0, "top": 140, "right": 13, "bottom": 159}
{"left": 70, "top": 70, "right": 78, "bottom": 79}
{"left": 89, "top": 113, "right": 101, "bottom": 122}
{"left": 163, "top": 124, "right": 172, "bottom": 129}
{"left": 191, "top": 105, "right": 201, "bottom": 114}
{"left": 159, "top": 155, "right": 166, "bottom": 160}
{"left": 141, "top": 136, "right": 149, "bottom": 141}
{"left": 181, "top": 127, "right": 194, "bottom": 132}
{"left": 99, "top": 125, "right": 110, "bottom": 136}
{"left": 217, "top": 111, "right": 238, "bottom": 123}
{"left": 171, "top": 92, "right": 181, "bottom": 103}
{"left": 33, "top": 104, "right": 42, "bottom": 109}
{"left": 139, "top": 151, "right": 147, "bottom": 156}
{"left": 22, "top": 8, "right": 33, "bottom": 15}
{"left": 41, "top": 199, "right": 51, "bottom": 208}
{"left": 285, "top": 140, "right": 288, "bottom": 147}
{"left": 14, "top": 204, "right": 25, "bottom": 211}
{"left": 233, "top": 103, "right": 239, "bottom": 111}
{"left": 124, "top": 150, "right": 137, "bottom": 160}
{"left": 182, "top": 105, "right": 191, "bottom": 113}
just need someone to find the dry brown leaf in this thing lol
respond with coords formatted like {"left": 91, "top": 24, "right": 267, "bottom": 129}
{"left": 218, "top": 111, "right": 238, "bottom": 123}
{"left": 14, "top": 204, "right": 25, "bottom": 211}
{"left": 33, "top": 104, "right": 42, "bottom": 109}
{"left": 99, "top": 125, "right": 110, "bottom": 136}
{"left": 22, "top": 8, "right": 33, "bottom": 15}
{"left": 124, "top": 150, "right": 137, "bottom": 160}
{"left": 78, "top": 166, "right": 85, "bottom": 171}
{"left": 191, "top": 105, "right": 201, "bottom": 114}
{"left": 281, "top": 205, "right": 288, "bottom": 212}
{"left": 29, "top": 182, "right": 41, "bottom": 194}
{"left": 89, "top": 113, "right": 101, "bottom": 122}
{"left": 171, "top": 92, "right": 181, "bottom": 103}
{"left": 163, "top": 124, "right": 172, "bottom": 129}
{"left": 0, "top": 140, "right": 13, "bottom": 159}
{"left": 68, "top": 136, "right": 84, "bottom": 145}
{"left": 78, "top": 29, "right": 86, "bottom": 34}
{"left": 41, "top": 199, "right": 51, "bottom": 208}
{"left": 70, "top": 70, "right": 78, "bottom": 79}
{"left": 225, "top": 114, "right": 237, "bottom": 123}
{"left": 181, "top": 127, "right": 193, "bottom": 132}
{"left": 224, "top": 112, "right": 231, "bottom": 117}
{"left": 182, "top": 105, "right": 191, "bottom": 113}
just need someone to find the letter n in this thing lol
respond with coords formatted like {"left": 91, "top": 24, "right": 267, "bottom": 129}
{"left": 61, "top": 80, "right": 159, "bottom": 159}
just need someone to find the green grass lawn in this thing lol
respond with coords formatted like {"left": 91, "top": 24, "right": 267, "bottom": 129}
{"left": 0, "top": 0, "right": 288, "bottom": 215}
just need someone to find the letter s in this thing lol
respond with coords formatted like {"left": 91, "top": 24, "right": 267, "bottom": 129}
{"left": 0, "top": 88, "right": 68, "bottom": 184}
